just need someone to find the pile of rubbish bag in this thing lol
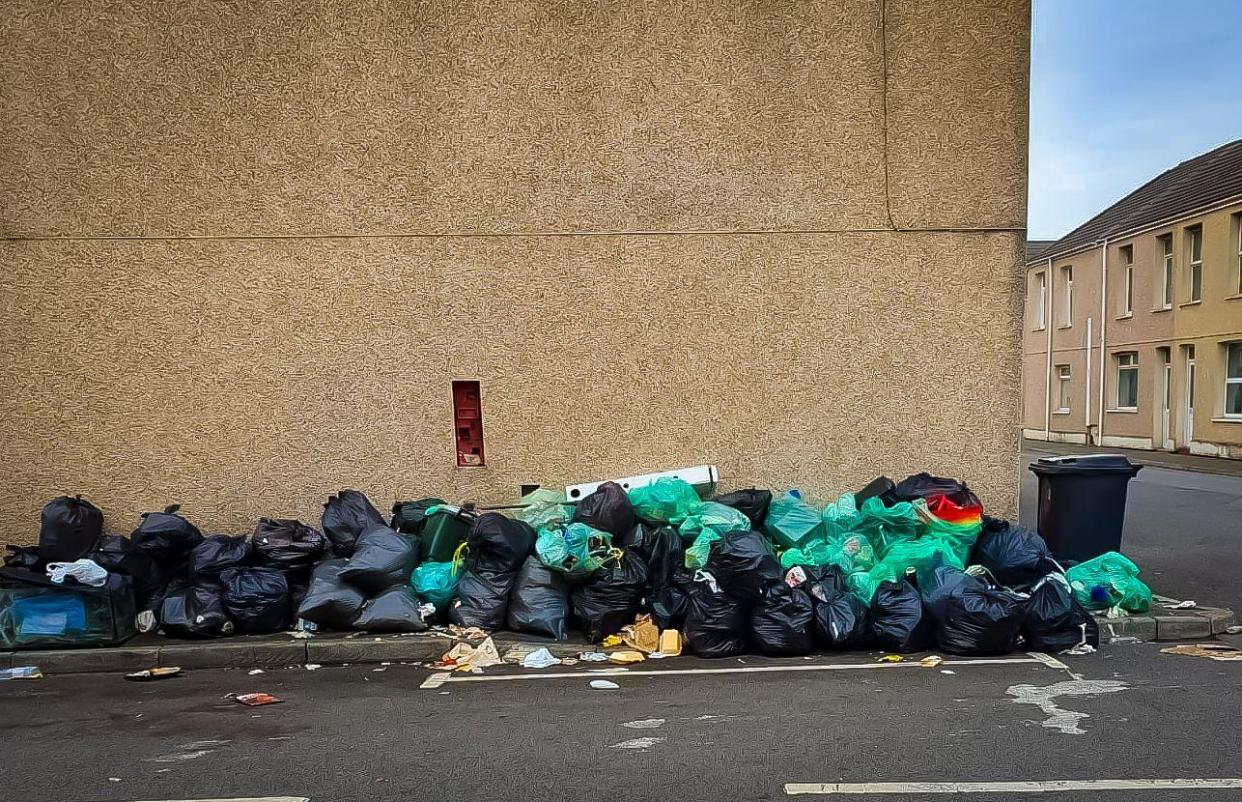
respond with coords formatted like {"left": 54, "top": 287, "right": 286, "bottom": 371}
{"left": 1, "top": 473, "right": 1153, "bottom": 656}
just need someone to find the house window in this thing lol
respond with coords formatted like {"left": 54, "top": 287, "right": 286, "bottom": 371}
{"left": 1115, "top": 352, "right": 1138, "bottom": 409}
{"left": 1119, "top": 244, "right": 1134, "bottom": 315}
{"left": 1234, "top": 213, "right": 1242, "bottom": 295}
{"left": 1059, "top": 265, "right": 1073, "bottom": 326}
{"left": 1227, "top": 343, "right": 1242, "bottom": 418}
{"left": 1056, "top": 365, "right": 1072, "bottom": 412}
{"left": 1186, "top": 225, "right": 1202, "bottom": 302}
{"left": 1033, "top": 271, "right": 1047, "bottom": 329}
{"left": 1159, "top": 234, "right": 1174, "bottom": 308}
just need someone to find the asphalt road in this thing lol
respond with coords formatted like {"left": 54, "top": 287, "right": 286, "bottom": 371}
{"left": 1, "top": 455, "right": 1239, "bottom": 802}
{"left": 1019, "top": 448, "right": 1242, "bottom": 612}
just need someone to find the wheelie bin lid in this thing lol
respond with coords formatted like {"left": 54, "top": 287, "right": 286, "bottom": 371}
{"left": 1028, "top": 454, "right": 1142, "bottom": 476}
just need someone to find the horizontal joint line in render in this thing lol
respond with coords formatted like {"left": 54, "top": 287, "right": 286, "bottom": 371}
{"left": 419, "top": 655, "right": 1046, "bottom": 687}
{"left": 0, "top": 226, "right": 1027, "bottom": 243}
{"left": 784, "top": 778, "right": 1242, "bottom": 796}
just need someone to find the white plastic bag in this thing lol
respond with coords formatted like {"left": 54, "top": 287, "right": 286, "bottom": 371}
{"left": 46, "top": 559, "right": 108, "bottom": 587}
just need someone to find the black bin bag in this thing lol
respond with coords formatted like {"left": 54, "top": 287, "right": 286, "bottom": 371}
{"left": 132, "top": 505, "right": 204, "bottom": 569}
{"left": 922, "top": 566, "right": 1026, "bottom": 656}
{"left": 190, "top": 535, "right": 252, "bottom": 577}
{"left": 870, "top": 578, "right": 931, "bottom": 653}
{"left": 571, "top": 481, "right": 635, "bottom": 539}
{"left": 507, "top": 556, "right": 570, "bottom": 640}
{"left": 750, "top": 583, "right": 814, "bottom": 656}
{"left": 390, "top": 498, "right": 445, "bottom": 535}
{"left": 651, "top": 568, "right": 692, "bottom": 631}
{"left": 39, "top": 495, "right": 104, "bottom": 564}
{"left": 296, "top": 558, "right": 367, "bottom": 630}
{"left": 711, "top": 489, "right": 773, "bottom": 529}
{"left": 159, "top": 582, "right": 233, "bottom": 639}
{"left": 705, "top": 530, "right": 781, "bottom": 600}
{"left": 1023, "top": 574, "right": 1099, "bottom": 653}
{"left": 971, "top": 518, "right": 1059, "bottom": 590}
{"left": 571, "top": 551, "right": 648, "bottom": 643}
{"left": 91, "top": 535, "right": 164, "bottom": 607}
{"left": 890, "top": 473, "right": 981, "bottom": 509}
{"left": 448, "top": 513, "right": 536, "bottom": 630}
{"left": 353, "top": 586, "right": 429, "bottom": 633}
{"left": 808, "top": 566, "right": 869, "bottom": 649}
{"left": 251, "top": 518, "right": 326, "bottom": 571}
{"left": 683, "top": 572, "right": 750, "bottom": 658}
{"left": 220, "top": 567, "right": 291, "bottom": 635}
{"left": 321, "top": 489, "right": 385, "bottom": 557}
{"left": 339, "top": 526, "right": 419, "bottom": 594}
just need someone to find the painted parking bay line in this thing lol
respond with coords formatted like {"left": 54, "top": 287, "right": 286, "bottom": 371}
{"left": 129, "top": 798, "right": 309, "bottom": 802}
{"left": 419, "top": 654, "right": 1050, "bottom": 689}
{"left": 784, "top": 778, "right": 1242, "bottom": 796}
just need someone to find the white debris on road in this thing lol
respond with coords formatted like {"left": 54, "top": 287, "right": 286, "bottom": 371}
{"left": 1006, "top": 680, "right": 1128, "bottom": 735}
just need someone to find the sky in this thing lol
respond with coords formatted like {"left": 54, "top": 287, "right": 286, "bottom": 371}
{"left": 1028, "top": 0, "right": 1242, "bottom": 240}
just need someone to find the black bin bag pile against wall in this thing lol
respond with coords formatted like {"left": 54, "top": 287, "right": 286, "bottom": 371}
{"left": 705, "top": 530, "right": 782, "bottom": 600}
{"left": 507, "top": 556, "right": 571, "bottom": 640}
{"left": 571, "top": 481, "right": 635, "bottom": 538}
{"left": 296, "top": 558, "right": 368, "bottom": 630}
{"left": 251, "top": 518, "right": 326, "bottom": 572}
{"left": 807, "top": 566, "right": 870, "bottom": 649}
{"left": 971, "top": 518, "right": 1059, "bottom": 589}
{"left": 921, "top": 566, "right": 1026, "bottom": 656}
{"left": 750, "top": 582, "right": 814, "bottom": 656}
{"left": 870, "top": 578, "right": 931, "bottom": 653}
{"left": 449, "top": 514, "right": 536, "bottom": 630}
{"left": 1023, "top": 574, "right": 1100, "bottom": 652}
{"left": 571, "top": 551, "right": 648, "bottom": 642}
{"left": 339, "top": 526, "right": 419, "bottom": 594}
{"left": 711, "top": 489, "right": 773, "bottom": 529}
{"left": 92, "top": 535, "right": 164, "bottom": 608}
{"left": 683, "top": 571, "right": 750, "bottom": 658}
{"left": 321, "top": 490, "right": 385, "bottom": 558}
{"left": 132, "top": 505, "right": 204, "bottom": 572}
{"left": 353, "top": 586, "right": 429, "bottom": 633}
{"left": 190, "top": 535, "right": 252, "bottom": 576}
{"left": 38, "top": 495, "right": 104, "bottom": 564}
{"left": 159, "top": 583, "right": 233, "bottom": 639}
{"left": 220, "top": 567, "right": 291, "bottom": 635}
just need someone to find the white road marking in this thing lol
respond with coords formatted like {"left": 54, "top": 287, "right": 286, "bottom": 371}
{"left": 609, "top": 736, "right": 666, "bottom": 749}
{"left": 129, "top": 798, "right": 309, "bottom": 802}
{"left": 784, "top": 778, "right": 1242, "bottom": 795}
{"left": 421, "top": 655, "right": 1046, "bottom": 687}
{"left": 1028, "top": 651, "right": 1083, "bottom": 680}
{"left": 621, "top": 718, "right": 666, "bottom": 729}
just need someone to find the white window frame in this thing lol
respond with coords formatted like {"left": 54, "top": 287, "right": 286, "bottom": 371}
{"left": 1160, "top": 234, "right": 1174, "bottom": 309}
{"left": 1055, "top": 365, "right": 1072, "bottom": 413}
{"left": 1115, "top": 351, "right": 1139, "bottom": 410}
{"left": 1187, "top": 226, "right": 1203, "bottom": 302}
{"left": 1234, "top": 214, "right": 1242, "bottom": 295}
{"left": 1226, "top": 342, "right": 1242, "bottom": 419}
{"left": 1120, "top": 245, "right": 1134, "bottom": 315}
{"left": 1059, "top": 265, "right": 1073, "bottom": 327}
{"left": 1034, "top": 271, "right": 1047, "bottom": 330}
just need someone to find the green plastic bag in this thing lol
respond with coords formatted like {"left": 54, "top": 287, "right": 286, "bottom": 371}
{"left": 515, "top": 488, "right": 575, "bottom": 531}
{"left": 764, "top": 492, "right": 825, "bottom": 549}
{"left": 849, "top": 497, "right": 920, "bottom": 553}
{"left": 535, "top": 522, "right": 614, "bottom": 579}
{"left": 1066, "top": 551, "right": 1152, "bottom": 613}
{"left": 411, "top": 561, "right": 458, "bottom": 613}
{"left": 846, "top": 563, "right": 901, "bottom": 605}
{"left": 685, "top": 531, "right": 722, "bottom": 571}
{"left": 914, "top": 499, "right": 983, "bottom": 566}
{"left": 678, "top": 502, "right": 752, "bottom": 544}
{"left": 779, "top": 539, "right": 834, "bottom": 570}
{"left": 628, "top": 478, "right": 703, "bottom": 525}
{"left": 780, "top": 533, "right": 876, "bottom": 574}
{"left": 822, "top": 492, "right": 861, "bottom": 540}
{"left": 877, "top": 537, "right": 964, "bottom": 588}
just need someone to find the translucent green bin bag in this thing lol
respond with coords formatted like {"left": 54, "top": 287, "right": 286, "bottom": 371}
{"left": 411, "top": 561, "right": 459, "bottom": 613}
{"left": 914, "top": 499, "right": 983, "bottom": 566}
{"left": 536, "top": 523, "right": 614, "bottom": 579}
{"left": 0, "top": 572, "right": 136, "bottom": 650}
{"left": 678, "top": 502, "right": 753, "bottom": 544}
{"left": 763, "top": 492, "right": 825, "bottom": 549}
{"left": 877, "top": 537, "right": 964, "bottom": 589}
{"left": 849, "top": 497, "right": 920, "bottom": 553}
{"left": 846, "top": 563, "right": 901, "bottom": 606}
{"left": 515, "top": 488, "right": 575, "bottom": 531}
{"left": 685, "top": 531, "right": 722, "bottom": 571}
{"left": 628, "top": 478, "right": 704, "bottom": 526}
{"left": 1066, "top": 551, "right": 1153, "bottom": 613}
{"left": 822, "top": 492, "right": 861, "bottom": 540}
{"left": 779, "top": 539, "right": 833, "bottom": 570}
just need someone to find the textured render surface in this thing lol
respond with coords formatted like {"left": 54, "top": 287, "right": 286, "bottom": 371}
{"left": 0, "top": 0, "right": 890, "bottom": 237}
{"left": 0, "top": 232, "right": 1023, "bottom": 539}
{"left": 0, "top": 1, "right": 1031, "bottom": 540}
{"left": 885, "top": 0, "right": 1031, "bottom": 230}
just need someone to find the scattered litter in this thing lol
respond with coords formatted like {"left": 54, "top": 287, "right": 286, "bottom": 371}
{"left": 561, "top": 657, "right": 579, "bottom": 666}
{"left": 437, "top": 637, "right": 502, "bottom": 671}
{"left": 919, "top": 655, "right": 944, "bottom": 668}
{"left": 125, "top": 666, "right": 182, "bottom": 682}
{"left": 288, "top": 630, "right": 314, "bottom": 639}
{"left": 610, "top": 736, "right": 665, "bottom": 749}
{"left": 147, "top": 750, "right": 214, "bottom": 763}
{"left": 658, "top": 629, "right": 683, "bottom": 657}
{"left": 108, "top": 778, "right": 121, "bottom": 783}
{"left": 46, "top": 558, "right": 108, "bottom": 587}
{"left": 601, "top": 634, "right": 624, "bottom": 649}
{"left": 579, "top": 651, "right": 609, "bottom": 662}
{"left": 608, "top": 650, "right": 646, "bottom": 665}
{"left": 941, "top": 670, "right": 956, "bottom": 675}
{"left": 1225, "top": 625, "right": 1242, "bottom": 635}
{"left": 1109, "top": 636, "right": 1143, "bottom": 645}
{"left": 1163, "top": 600, "right": 1198, "bottom": 610}
{"left": 501, "top": 644, "right": 538, "bottom": 664}
{"left": 304, "top": 664, "right": 321, "bottom": 671}
{"left": 0, "top": 666, "right": 42, "bottom": 681}
{"left": 248, "top": 669, "right": 265, "bottom": 675}
{"left": 1006, "top": 680, "right": 1128, "bottom": 735}
{"left": 438, "top": 691, "right": 449, "bottom": 695}
{"left": 590, "top": 679, "right": 620, "bottom": 690}
{"left": 136, "top": 610, "right": 157, "bottom": 633}
{"left": 520, "top": 648, "right": 561, "bottom": 669}
{"left": 620, "top": 615, "right": 660, "bottom": 654}
{"left": 372, "top": 667, "right": 387, "bottom": 673}
{"left": 1161, "top": 644, "right": 1242, "bottom": 661}
{"left": 648, "top": 652, "right": 667, "bottom": 659}
{"left": 621, "top": 718, "right": 665, "bottom": 729}
{"left": 1062, "top": 643, "right": 1096, "bottom": 656}
{"left": 447, "top": 625, "right": 488, "bottom": 641}
{"left": 225, "top": 692, "right": 283, "bottom": 707}
{"left": 381, "top": 661, "right": 392, "bottom": 666}
{"left": 878, "top": 654, "right": 904, "bottom": 663}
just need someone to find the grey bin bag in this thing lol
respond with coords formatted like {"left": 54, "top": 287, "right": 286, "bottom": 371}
{"left": 339, "top": 526, "right": 420, "bottom": 594}
{"left": 296, "top": 558, "right": 367, "bottom": 630}
{"left": 507, "top": 555, "right": 570, "bottom": 640}
{"left": 352, "top": 586, "right": 430, "bottom": 633}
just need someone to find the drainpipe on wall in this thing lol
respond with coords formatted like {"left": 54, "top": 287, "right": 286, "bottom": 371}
{"left": 1085, "top": 316, "right": 1093, "bottom": 442}
{"left": 1044, "top": 257, "right": 1054, "bottom": 438}
{"left": 1098, "top": 239, "right": 1109, "bottom": 445}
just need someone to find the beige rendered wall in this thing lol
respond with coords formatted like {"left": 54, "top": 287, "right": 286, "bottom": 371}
{"left": 0, "top": 0, "right": 1030, "bottom": 542}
